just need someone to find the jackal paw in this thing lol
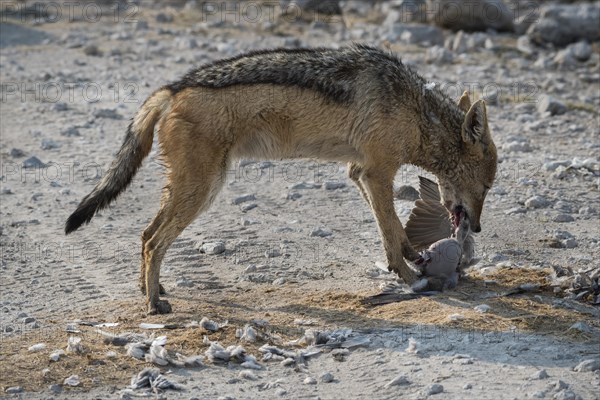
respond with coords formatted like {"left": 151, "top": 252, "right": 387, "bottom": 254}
{"left": 140, "top": 283, "right": 166, "bottom": 295}
{"left": 147, "top": 299, "right": 172, "bottom": 315}
{"left": 402, "top": 245, "right": 421, "bottom": 262}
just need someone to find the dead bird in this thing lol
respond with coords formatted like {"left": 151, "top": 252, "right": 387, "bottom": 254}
{"left": 405, "top": 176, "right": 476, "bottom": 291}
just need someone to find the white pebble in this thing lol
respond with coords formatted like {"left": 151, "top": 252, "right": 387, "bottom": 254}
{"left": 239, "top": 370, "right": 258, "bottom": 380}
{"left": 474, "top": 304, "right": 491, "bottom": 313}
{"left": 63, "top": 375, "right": 80, "bottom": 387}
{"left": 426, "top": 383, "right": 444, "bottom": 395}
{"left": 49, "top": 349, "right": 65, "bottom": 362}
{"left": 385, "top": 374, "right": 410, "bottom": 387}
{"left": 304, "top": 376, "right": 317, "bottom": 385}
{"left": 28, "top": 343, "right": 46, "bottom": 352}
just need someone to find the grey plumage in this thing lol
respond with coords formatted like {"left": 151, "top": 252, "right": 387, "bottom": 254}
{"left": 405, "top": 177, "right": 476, "bottom": 291}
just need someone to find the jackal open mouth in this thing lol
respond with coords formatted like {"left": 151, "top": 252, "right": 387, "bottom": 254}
{"left": 452, "top": 205, "right": 466, "bottom": 229}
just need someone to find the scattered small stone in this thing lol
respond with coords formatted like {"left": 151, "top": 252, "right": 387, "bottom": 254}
{"left": 53, "top": 102, "right": 68, "bottom": 111}
{"left": 176, "top": 37, "right": 198, "bottom": 49}
{"left": 553, "top": 389, "right": 580, "bottom": 400}
{"left": 544, "top": 160, "right": 570, "bottom": 171}
{"left": 10, "top": 148, "right": 25, "bottom": 157}
{"left": 241, "top": 203, "right": 257, "bottom": 212}
{"left": 554, "top": 214, "right": 574, "bottom": 223}
{"left": 240, "top": 217, "right": 259, "bottom": 226}
{"left": 525, "top": 195, "right": 550, "bottom": 209}
{"left": 28, "top": 343, "right": 46, "bottom": 352}
{"left": 139, "top": 323, "right": 165, "bottom": 330}
{"left": 385, "top": 374, "right": 410, "bottom": 387}
{"left": 239, "top": 370, "right": 258, "bottom": 381}
{"left": 135, "top": 20, "right": 149, "bottom": 30}
{"left": 272, "top": 277, "right": 286, "bottom": 285}
{"left": 49, "top": 384, "right": 62, "bottom": 393}
{"left": 331, "top": 348, "right": 349, "bottom": 361}
{"left": 199, "top": 241, "right": 225, "bottom": 255}
{"left": 537, "top": 95, "right": 567, "bottom": 116}
{"left": 320, "top": 372, "right": 335, "bottom": 383}
{"left": 41, "top": 139, "right": 60, "bottom": 150}
{"left": 324, "top": 181, "right": 346, "bottom": 190}
{"left": 463, "top": 383, "right": 473, "bottom": 390}
{"left": 61, "top": 126, "right": 80, "bottom": 137}
{"left": 531, "top": 369, "right": 549, "bottom": 379}
{"left": 286, "top": 192, "right": 302, "bottom": 200}
{"left": 290, "top": 182, "right": 320, "bottom": 190}
{"left": 426, "top": 383, "right": 444, "bottom": 395}
{"left": 406, "top": 337, "right": 419, "bottom": 354}
{"left": 304, "top": 376, "right": 317, "bottom": 385}
{"left": 394, "top": 185, "right": 419, "bottom": 201}
{"left": 425, "top": 45, "right": 453, "bottom": 64}
{"left": 573, "top": 359, "right": 600, "bottom": 372}
{"left": 83, "top": 44, "right": 102, "bottom": 56}
{"left": 156, "top": 12, "right": 174, "bottom": 23}
{"left": 503, "top": 141, "right": 532, "bottom": 153}
{"left": 5, "top": 386, "right": 23, "bottom": 394}
{"left": 482, "top": 89, "right": 499, "bottom": 105}
{"left": 527, "top": 4, "right": 600, "bottom": 47}
{"left": 568, "top": 322, "right": 598, "bottom": 334}
{"left": 50, "top": 349, "right": 65, "bottom": 361}
{"left": 517, "top": 35, "right": 535, "bottom": 55}
{"left": 569, "top": 41, "right": 592, "bottom": 62}
{"left": 63, "top": 375, "right": 80, "bottom": 387}
{"left": 310, "top": 227, "right": 332, "bottom": 237}
{"left": 67, "top": 336, "right": 83, "bottom": 353}
{"left": 106, "top": 350, "right": 117, "bottom": 358}
{"left": 23, "top": 156, "right": 46, "bottom": 169}
{"left": 93, "top": 108, "right": 122, "bottom": 119}
{"left": 552, "top": 380, "right": 569, "bottom": 391}
{"left": 232, "top": 194, "right": 256, "bottom": 205}
{"left": 176, "top": 276, "right": 194, "bottom": 287}
{"left": 447, "top": 313, "right": 465, "bottom": 321}
{"left": 265, "top": 248, "right": 281, "bottom": 258}
{"left": 474, "top": 304, "right": 491, "bottom": 313}
{"left": 579, "top": 206, "right": 596, "bottom": 215}
{"left": 431, "top": 0, "right": 513, "bottom": 32}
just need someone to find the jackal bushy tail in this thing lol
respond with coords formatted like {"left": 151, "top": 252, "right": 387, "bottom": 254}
{"left": 64, "top": 89, "right": 171, "bottom": 234}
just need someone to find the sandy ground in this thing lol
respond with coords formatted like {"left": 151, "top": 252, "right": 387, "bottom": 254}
{"left": 0, "top": 1, "right": 599, "bottom": 399}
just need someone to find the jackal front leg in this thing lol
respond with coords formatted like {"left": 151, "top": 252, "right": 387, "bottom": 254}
{"left": 360, "top": 169, "right": 419, "bottom": 284}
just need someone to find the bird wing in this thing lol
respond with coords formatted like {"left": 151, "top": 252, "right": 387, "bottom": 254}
{"left": 405, "top": 177, "right": 453, "bottom": 251}
{"left": 418, "top": 176, "right": 442, "bottom": 203}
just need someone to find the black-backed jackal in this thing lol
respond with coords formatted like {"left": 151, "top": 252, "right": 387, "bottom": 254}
{"left": 66, "top": 44, "right": 497, "bottom": 314}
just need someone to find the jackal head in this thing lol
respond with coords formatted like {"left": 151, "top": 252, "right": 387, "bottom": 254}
{"left": 438, "top": 92, "right": 497, "bottom": 233}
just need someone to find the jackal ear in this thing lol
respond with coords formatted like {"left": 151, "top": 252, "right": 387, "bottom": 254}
{"left": 462, "top": 100, "right": 490, "bottom": 149}
{"left": 457, "top": 91, "right": 472, "bottom": 113}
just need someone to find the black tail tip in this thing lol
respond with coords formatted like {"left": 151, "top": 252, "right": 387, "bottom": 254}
{"left": 65, "top": 210, "right": 91, "bottom": 235}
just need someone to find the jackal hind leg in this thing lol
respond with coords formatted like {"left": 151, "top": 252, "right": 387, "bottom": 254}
{"left": 140, "top": 197, "right": 168, "bottom": 296}
{"left": 360, "top": 166, "right": 419, "bottom": 284}
{"left": 348, "top": 162, "right": 371, "bottom": 207}
{"left": 142, "top": 122, "right": 228, "bottom": 314}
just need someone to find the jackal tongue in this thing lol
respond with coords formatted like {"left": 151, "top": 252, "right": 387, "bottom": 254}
{"left": 453, "top": 209, "right": 463, "bottom": 229}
